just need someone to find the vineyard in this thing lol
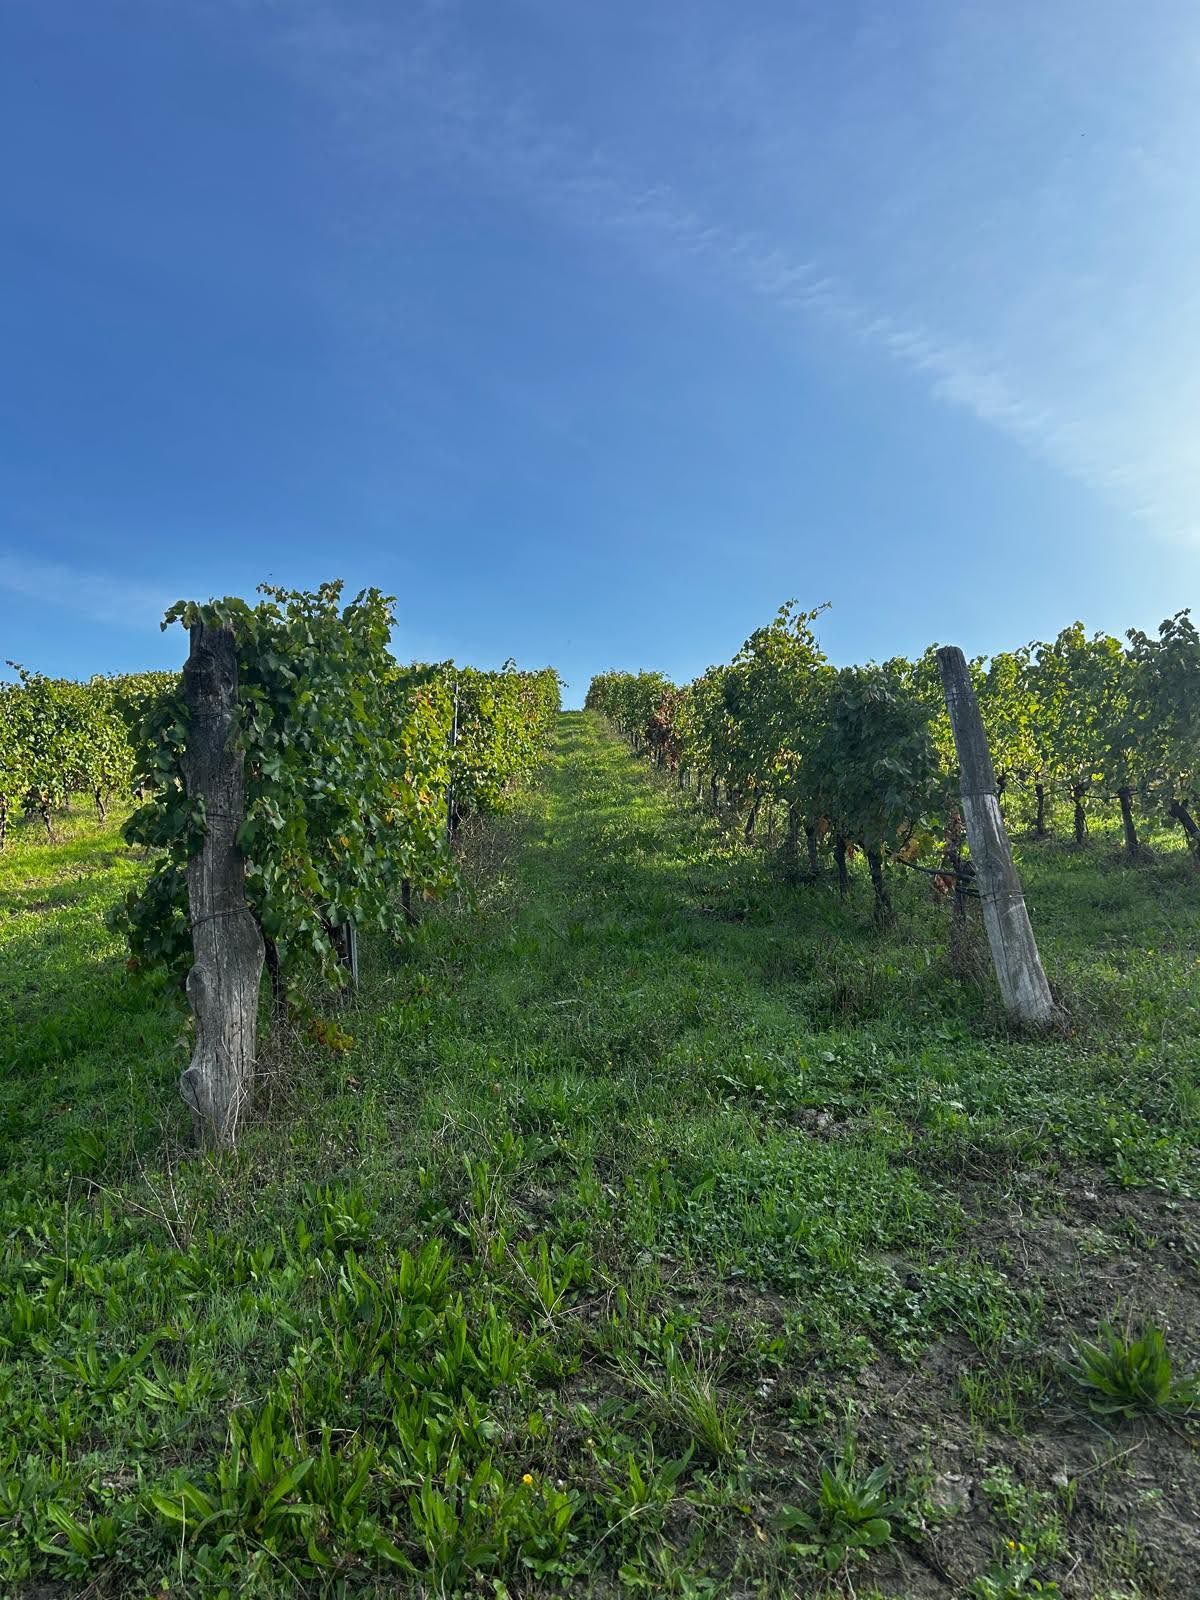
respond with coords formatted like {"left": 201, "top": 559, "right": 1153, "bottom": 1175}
{"left": 1, "top": 590, "right": 1199, "bottom": 1598}
{"left": 586, "top": 604, "right": 1200, "bottom": 910}
{"left": 0, "top": 666, "right": 177, "bottom": 846}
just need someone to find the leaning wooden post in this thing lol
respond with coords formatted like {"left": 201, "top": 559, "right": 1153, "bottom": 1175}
{"left": 937, "top": 646, "right": 1058, "bottom": 1028}
{"left": 180, "top": 623, "right": 264, "bottom": 1147}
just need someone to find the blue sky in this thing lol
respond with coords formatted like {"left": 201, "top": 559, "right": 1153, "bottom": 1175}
{"left": 3, "top": 1, "right": 1197, "bottom": 705}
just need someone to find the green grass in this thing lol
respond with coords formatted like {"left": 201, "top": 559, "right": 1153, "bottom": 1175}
{"left": 0, "top": 806, "right": 181, "bottom": 1172}
{"left": 1, "top": 712, "right": 1199, "bottom": 1597}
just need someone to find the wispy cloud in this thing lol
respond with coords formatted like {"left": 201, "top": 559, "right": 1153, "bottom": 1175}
{"left": 255, "top": 0, "right": 1200, "bottom": 543}
{"left": 0, "top": 556, "right": 175, "bottom": 631}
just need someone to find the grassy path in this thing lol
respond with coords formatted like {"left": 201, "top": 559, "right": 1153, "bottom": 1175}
{"left": 2, "top": 711, "right": 1199, "bottom": 1597}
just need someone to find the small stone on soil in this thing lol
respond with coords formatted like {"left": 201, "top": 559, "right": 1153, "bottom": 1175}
{"left": 929, "top": 1472, "right": 973, "bottom": 1514}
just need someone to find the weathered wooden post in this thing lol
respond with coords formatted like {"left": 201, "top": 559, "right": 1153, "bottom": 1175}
{"left": 180, "top": 623, "right": 264, "bottom": 1146}
{"left": 937, "top": 646, "right": 1058, "bottom": 1028}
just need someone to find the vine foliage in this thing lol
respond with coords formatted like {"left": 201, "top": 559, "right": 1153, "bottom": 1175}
{"left": 113, "top": 582, "right": 559, "bottom": 990}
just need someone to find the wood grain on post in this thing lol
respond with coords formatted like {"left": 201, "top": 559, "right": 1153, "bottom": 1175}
{"left": 936, "top": 645, "right": 1058, "bottom": 1029}
{"left": 180, "top": 623, "right": 264, "bottom": 1146}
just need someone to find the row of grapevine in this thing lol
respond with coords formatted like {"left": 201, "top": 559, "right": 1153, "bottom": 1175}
{"left": 586, "top": 604, "right": 1200, "bottom": 918}
{"left": 4, "top": 583, "right": 558, "bottom": 1144}
{"left": 452, "top": 662, "right": 564, "bottom": 824}
{"left": 124, "top": 583, "right": 557, "bottom": 1144}
{"left": 910, "top": 613, "right": 1200, "bottom": 855}
{"left": 0, "top": 666, "right": 177, "bottom": 845}
{"left": 114, "top": 584, "right": 559, "bottom": 995}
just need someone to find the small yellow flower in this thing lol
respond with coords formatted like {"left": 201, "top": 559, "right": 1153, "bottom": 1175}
{"left": 522, "top": 1473, "right": 534, "bottom": 1486}
{"left": 1006, "top": 1539, "right": 1017, "bottom": 1551}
